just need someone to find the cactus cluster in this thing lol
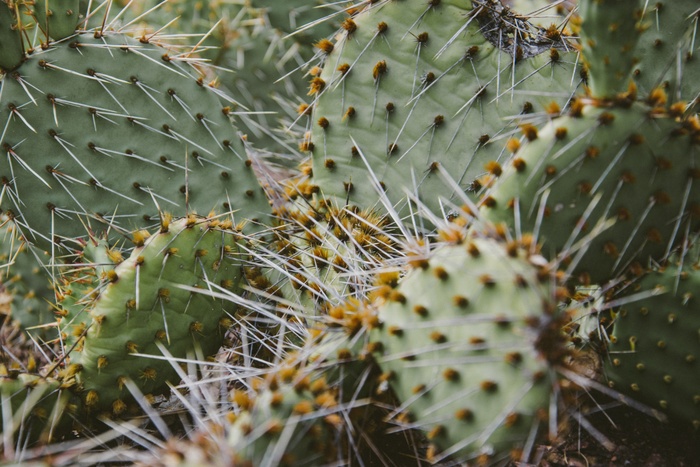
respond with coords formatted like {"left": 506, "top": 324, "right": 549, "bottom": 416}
{"left": 1, "top": 0, "right": 699, "bottom": 465}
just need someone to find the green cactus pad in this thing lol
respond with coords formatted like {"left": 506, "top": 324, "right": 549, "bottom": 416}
{"left": 256, "top": 0, "right": 335, "bottom": 43}
{"left": 31, "top": 0, "right": 81, "bottom": 41}
{"left": 55, "top": 235, "right": 121, "bottom": 353}
{"left": 306, "top": 0, "right": 579, "bottom": 221}
{"left": 0, "top": 219, "right": 55, "bottom": 331}
{"left": 606, "top": 249, "right": 700, "bottom": 431}
{"left": 578, "top": 0, "right": 644, "bottom": 98}
{"left": 225, "top": 331, "right": 397, "bottom": 467}
{"left": 629, "top": 1, "right": 700, "bottom": 114}
{"left": 71, "top": 215, "right": 244, "bottom": 415}
{"left": 0, "top": 32, "right": 270, "bottom": 255}
{"left": 368, "top": 235, "right": 569, "bottom": 463}
{"left": 0, "top": 373, "right": 75, "bottom": 444}
{"left": 0, "top": 1, "right": 26, "bottom": 72}
{"left": 227, "top": 380, "right": 344, "bottom": 466}
{"left": 480, "top": 101, "right": 700, "bottom": 285}
{"left": 118, "top": 0, "right": 341, "bottom": 156}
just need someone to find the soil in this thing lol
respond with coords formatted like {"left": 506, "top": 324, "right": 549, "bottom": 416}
{"left": 538, "top": 403, "right": 700, "bottom": 467}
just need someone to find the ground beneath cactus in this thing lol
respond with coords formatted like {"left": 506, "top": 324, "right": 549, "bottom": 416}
{"left": 537, "top": 404, "right": 700, "bottom": 467}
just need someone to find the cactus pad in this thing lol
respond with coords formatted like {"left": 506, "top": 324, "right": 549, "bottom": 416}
{"left": 481, "top": 101, "right": 700, "bottom": 285}
{"left": 0, "top": 219, "right": 54, "bottom": 331}
{"left": 70, "top": 215, "right": 244, "bottom": 415}
{"left": 306, "top": 0, "right": 579, "bottom": 221}
{"left": 368, "top": 235, "right": 569, "bottom": 463}
{"left": 0, "top": 32, "right": 269, "bottom": 254}
{"left": 0, "top": 372, "right": 75, "bottom": 444}
{"left": 578, "top": 0, "right": 644, "bottom": 98}
{"left": 606, "top": 248, "right": 700, "bottom": 431}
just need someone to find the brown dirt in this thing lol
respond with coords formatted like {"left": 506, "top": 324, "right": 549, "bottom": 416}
{"left": 538, "top": 403, "right": 700, "bottom": 467}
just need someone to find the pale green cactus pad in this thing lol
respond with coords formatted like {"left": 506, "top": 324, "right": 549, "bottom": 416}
{"left": 227, "top": 380, "right": 345, "bottom": 466}
{"left": 0, "top": 219, "right": 54, "bottom": 331}
{"left": 629, "top": 1, "right": 700, "bottom": 113}
{"left": 0, "top": 32, "right": 269, "bottom": 255}
{"left": 69, "top": 215, "right": 244, "bottom": 416}
{"left": 31, "top": 0, "right": 82, "bottom": 42}
{"left": 578, "top": 0, "right": 644, "bottom": 98}
{"left": 116, "top": 0, "right": 342, "bottom": 156}
{"left": 480, "top": 101, "right": 700, "bottom": 285}
{"left": 368, "top": 235, "right": 570, "bottom": 463}
{"left": 0, "top": 373, "right": 75, "bottom": 444}
{"left": 306, "top": 0, "right": 580, "bottom": 222}
{"left": 0, "top": 3, "right": 24, "bottom": 71}
{"left": 55, "top": 235, "right": 120, "bottom": 353}
{"left": 606, "top": 246, "right": 700, "bottom": 432}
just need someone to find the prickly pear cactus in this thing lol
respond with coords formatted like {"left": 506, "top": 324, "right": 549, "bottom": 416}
{"left": 628, "top": 1, "right": 700, "bottom": 113}
{"left": 0, "top": 30, "right": 269, "bottom": 255}
{"left": 259, "top": 189, "right": 396, "bottom": 319}
{"left": 577, "top": 0, "right": 644, "bottom": 98}
{"left": 0, "top": 372, "right": 76, "bottom": 444}
{"left": 0, "top": 0, "right": 698, "bottom": 463}
{"left": 605, "top": 246, "right": 700, "bottom": 431}
{"left": 55, "top": 235, "right": 121, "bottom": 353}
{"left": 224, "top": 320, "right": 413, "bottom": 467}
{"left": 256, "top": 0, "right": 334, "bottom": 43}
{"left": 305, "top": 0, "right": 579, "bottom": 222}
{"left": 0, "top": 1, "right": 26, "bottom": 71}
{"left": 118, "top": 0, "right": 341, "bottom": 156}
{"left": 367, "top": 234, "right": 571, "bottom": 463}
{"left": 0, "top": 219, "right": 54, "bottom": 331}
{"left": 31, "top": 0, "right": 82, "bottom": 41}
{"left": 480, "top": 99, "right": 700, "bottom": 285}
{"left": 227, "top": 378, "right": 345, "bottom": 466}
{"left": 67, "top": 215, "right": 245, "bottom": 416}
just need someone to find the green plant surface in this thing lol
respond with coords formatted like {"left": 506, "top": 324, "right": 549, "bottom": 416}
{"left": 54, "top": 235, "right": 120, "bottom": 353}
{"left": 0, "top": 1, "right": 26, "bottom": 71}
{"left": 0, "top": 219, "right": 54, "bottom": 332}
{"left": 68, "top": 215, "right": 245, "bottom": 416}
{"left": 605, "top": 247, "right": 700, "bottom": 432}
{"left": 117, "top": 0, "right": 342, "bottom": 157}
{"left": 227, "top": 379, "right": 345, "bottom": 466}
{"left": 0, "top": 0, "right": 699, "bottom": 464}
{"left": 0, "top": 32, "right": 269, "bottom": 256}
{"left": 629, "top": 1, "right": 700, "bottom": 113}
{"left": 577, "top": 0, "right": 644, "bottom": 98}
{"left": 306, "top": 0, "right": 580, "bottom": 224}
{"left": 480, "top": 100, "right": 700, "bottom": 285}
{"left": 367, "top": 234, "right": 570, "bottom": 464}
{"left": 0, "top": 372, "right": 76, "bottom": 445}
{"left": 31, "top": 0, "right": 81, "bottom": 41}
